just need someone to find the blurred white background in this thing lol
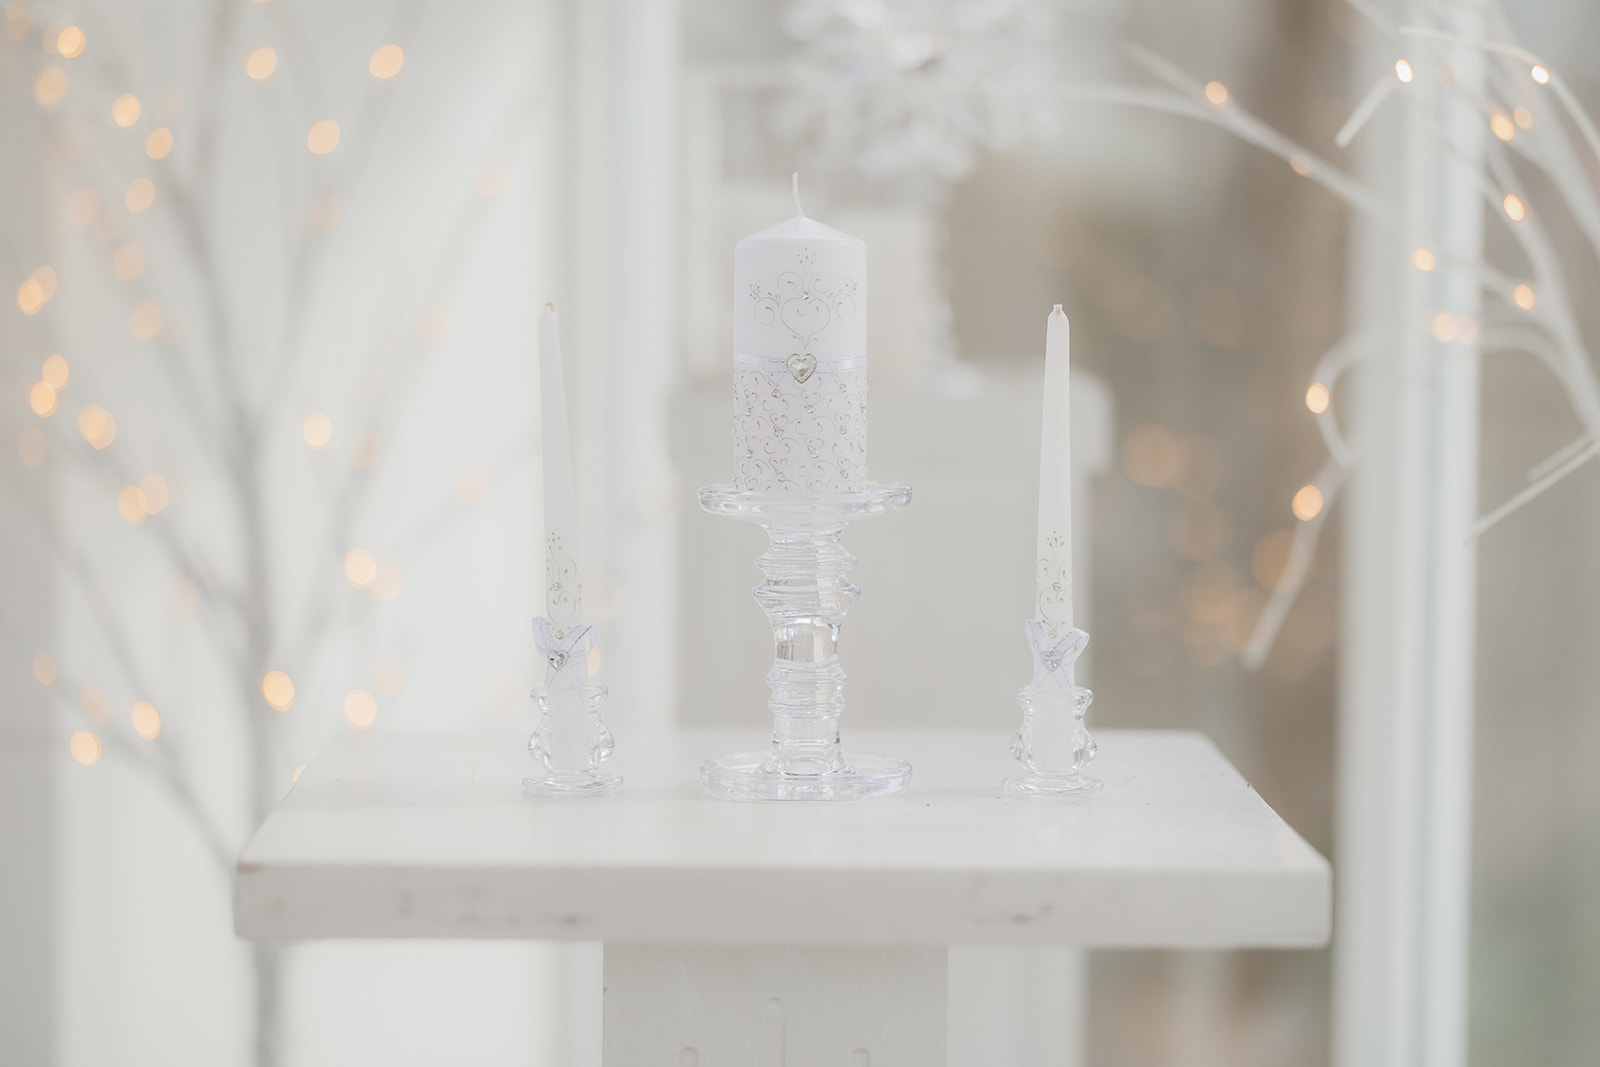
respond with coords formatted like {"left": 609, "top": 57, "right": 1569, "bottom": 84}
{"left": 3, "top": 0, "right": 1599, "bottom": 1065}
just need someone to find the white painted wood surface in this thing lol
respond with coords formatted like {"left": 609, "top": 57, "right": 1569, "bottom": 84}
{"left": 235, "top": 729, "right": 1328, "bottom": 948}
{"left": 604, "top": 945, "right": 946, "bottom": 1067}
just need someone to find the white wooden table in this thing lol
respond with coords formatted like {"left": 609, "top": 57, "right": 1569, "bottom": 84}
{"left": 235, "top": 730, "right": 1329, "bottom": 1065}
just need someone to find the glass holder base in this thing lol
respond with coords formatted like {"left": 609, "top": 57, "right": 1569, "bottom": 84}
{"left": 1003, "top": 772, "right": 1103, "bottom": 799}
{"left": 701, "top": 751, "right": 912, "bottom": 801}
{"left": 522, "top": 772, "right": 622, "bottom": 797}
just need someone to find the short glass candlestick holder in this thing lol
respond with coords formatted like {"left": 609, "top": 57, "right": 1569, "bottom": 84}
{"left": 1006, "top": 622, "right": 1102, "bottom": 798}
{"left": 524, "top": 616, "right": 620, "bottom": 795}
{"left": 698, "top": 483, "right": 913, "bottom": 801}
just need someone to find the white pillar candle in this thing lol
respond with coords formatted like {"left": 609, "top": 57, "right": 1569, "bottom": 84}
{"left": 1035, "top": 306, "right": 1074, "bottom": 649}
{"left": 539, "top": 303, "right": 584, "bottom": 636}
{"left": 732, "top": 177, "right": 870, "bottom": 492}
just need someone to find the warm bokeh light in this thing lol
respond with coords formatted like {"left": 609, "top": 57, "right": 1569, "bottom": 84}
{"left": 416, "top": 305, "right": 450, "bottom": 342}
{"left": 32, "top": 653, "right": 58, "bottom": 686}
{"left": 1291, "top": 484, "right": 1324, "bottom": 521}
{"left": 350, "top": 432, "right": 381, "bottom": 470}
{"left": 261, "top": 670, "right": 295, "bottom": 711}
{"left": 302, "top": 412, "right": 333, "bottom": 450}
{"left": 1490, "top": 112, "right": 1515, "bottom": 141}
{"left": 69, "top": 731, "right": 102, "bottom": 766}
{"left": 307, "top": 119, "right": 340, "bottom": 155}
{"left": 1167, "top": 500, "right": 1226, "bottom": 561}
{"left": 1288, "top": 154, "right": 1311, "bottom": 176}
{"left": 474, "top": 163, "right": 511, "bottom": 198}
{"left": 1531, "top": 64, "right": 1550, "bottom": 85}
{"left": 117, "top": 485, "right": 149, "bottom": 524}
{"left": 80, "top": 685, "right": 111, "bottom": 723}
{"left": 18, "top": 427, "right": 48, "bottom": 467}
{"left": 1122, "top": 425, "right": 1188, "bottom": 489}
{"left": 56, "top": 26, "right": 85, "bottom": 58}
{"left": 129, "top": 299, "right": 163, "bottom": 339}
{"left": 373, "top": 659, "right": 407, "bottom": 696}
{"left": 369, "top": 44, "right": 404, "bottom": 79}
{"left": 169, "top": 577, "right": 199, "bottom": 618}
{"left": 1394, "top": 58, "right": 1414, "bottom": 83}
{"left": 1411, "top": 247, "right": 1436, "bottom": 271}
{"left": 145, "top": 126, "right": 173, "bottom": 159}
{"left": 245, "top": 45, "right": 277, "bottom": 80}
{"left": 35, "top": 66, "right": 67, "bottom": 106}
{"left": 113, "top": 241, "right": 146, "bottom": 280}
{"left": 1513, "top": 106, "right": 1533, "bottom": 130}
{"left": 130, "top": 700, "right": 161, "bottom": 740}
{"left": 1305, "top": 381, "right": 1330, "bottom": 414}
{"left": 126, "top": 176, "right": 155, "bottom": 212}
{"left": 1503, "top": 193, "right": 1526, "bottom": 221}
{"left": 29, "top": 382, "right": 58, "bottom": 418}
{"left": 1512, "top": 284, "right": 1536, "bottom": 310}
{"left": 111, "top": 93, "right": 142, "bottom": 127}
{"left": 344, "top": 548, "right": 378, "bottom": 589}
{"left": 78, "top": 403, "right": 116, "bottom": 448}
{"left": 1204, "top": 81, "right": 1228, "bottom": 104}
{"left": 43, "top": 353, "right": 71, "bottom": 390}
{"left": 1431, "top": 311, "right": 1458, "bottom": 342}
{"left": 343, "top": 689, "right": 378, "bottom": 729}
{"left": 308, "top": 194, "right": 341, "bottom": 233}
{"left": 456, "top": 467, "right": 491, "bottom": 504}
{"left": 141, "top": 474, "right": 170, "bottom": 513}
{"left": 68, "top": 188, "right": 99, "bottom": 226}
{"left": 17, "top": 277, "right": 45, "bottom": 315}
{"left": 371, "top": 561, "right": 405, "bottom": 602}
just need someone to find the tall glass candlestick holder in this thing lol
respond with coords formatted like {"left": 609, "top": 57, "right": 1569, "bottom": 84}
{"left": 698, "top": 483, "right": 912, "bottom": 801}
{"left": 1006, "top": 621, "right": 1103, "bottom": 798}
{"left": 524, "top": 618, "right": 621, "bottom": 795}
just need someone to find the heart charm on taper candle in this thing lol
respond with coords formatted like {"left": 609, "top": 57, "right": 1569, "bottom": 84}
{"left": 548, "top": 649, "right": 568, "bottom": 671}
{"left": 786, "top": 352, "right": 817, "bottom": 384}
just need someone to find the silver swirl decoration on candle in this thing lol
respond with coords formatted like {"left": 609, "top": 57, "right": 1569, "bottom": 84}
{"left": 1035, "top": 529, "right": 1072, "bottom": 642}
{"left": 544, "top": 532, "right": 582, "bottom": 640}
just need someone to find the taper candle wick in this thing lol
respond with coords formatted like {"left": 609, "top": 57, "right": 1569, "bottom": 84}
{"left": 792, "top": 172, "right": 804, "bottom": 217}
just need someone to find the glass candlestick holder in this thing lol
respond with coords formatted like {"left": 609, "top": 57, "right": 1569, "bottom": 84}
{"left": 524, "top": 618, "right": 621, "bottom": 795}
{"left": 1005, "top": 620, "right": 1103, "bottom": 798}
{"left": 698, "top": 483, "right": 913, "bottom": 801}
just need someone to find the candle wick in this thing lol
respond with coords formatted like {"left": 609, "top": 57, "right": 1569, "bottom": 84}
{"left": 792, "top": 172, "right": 804, "bottom": 217}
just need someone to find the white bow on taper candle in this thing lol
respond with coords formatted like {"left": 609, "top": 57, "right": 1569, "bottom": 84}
{"left": 1006, "top": 305, "right": 1102, "bottom": 798}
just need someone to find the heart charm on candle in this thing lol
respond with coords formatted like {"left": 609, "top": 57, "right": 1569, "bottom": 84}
{"left": 548, "top": 649, "right": 568, "bottom": 672}
{"left": 787, "top": 352, "right": 817, "bottom": 384}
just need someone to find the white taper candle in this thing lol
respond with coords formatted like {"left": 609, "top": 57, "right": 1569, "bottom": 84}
{"left": 539, "top": 303, "right": 583, "bottom": 635}
{"left": 1036, "top": 306, "right": 1074, "bottom": 650}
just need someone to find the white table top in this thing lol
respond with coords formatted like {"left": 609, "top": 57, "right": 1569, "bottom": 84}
{"left": 234, "top": 730, "right": 1329, "bottom": 948}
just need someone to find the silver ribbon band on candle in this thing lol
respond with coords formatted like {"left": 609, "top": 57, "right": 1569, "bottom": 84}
{"left": 532, "top": 616, "right": 596, "bottom": 689}
{"left": 1025, "top": 619, "right": 1090, "bottom": 690}
{"left": 735, "top": 350, "right": 867, "bottom": 385}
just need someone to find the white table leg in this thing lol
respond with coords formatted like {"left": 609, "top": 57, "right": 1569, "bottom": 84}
{"left": 603, "top": 944, "right": 947, "bottom": 1066}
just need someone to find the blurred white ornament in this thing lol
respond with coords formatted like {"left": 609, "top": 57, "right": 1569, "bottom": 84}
{"left": 778, "top": 0, "right": 1055, "bottom": 191}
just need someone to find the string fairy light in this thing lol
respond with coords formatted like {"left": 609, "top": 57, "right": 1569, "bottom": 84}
{"left": 130, "top": 701, "right": 161, "bottom": 740}
{"left": 56, "top": 26, "right": 85, "bottom": 58}
{"left": 1512, "top": 284, "right": 1535, "bottom": 310}
{"left": 125, "top": 177, "right": 155, "bottom": 212}
{"left": 111, "top": 93, "right": 142, "bottom": 126}
{"left": 77, "top": 403, "right": 116, "bottom": 448}
{"left": 1431, "top": 311, "right": 1459, "bottom": 342}
{"left": 1305, "top": 382, "right": 1331, "bottom": 414}
{"left": 1490, "top": 112, "right": 1515, "bottom": 141}
{"left": 1204, "top": 80, "right": 1228, "bottom": 104}
{"left": 1503, "top": 193, "right": 1526, "bottom": 221}
{"left": 1531, "top": 64, "right": 1550, "bottom": 84}
{"left": 129, "top": 299, "right": 163, "bottom": 339}
{"left": 1291, "top": 484, "right": 1324, "bottom": 521}
{"left": 35, "top": 66, "right": 67, "bottom": 107}
{"left": 32, "top": 653, "right": 58, "bottom": 686}
{"left": 342, "top": 689, "right": 378, "bottom": 729}
{"left": 246, "top": 46, "right": 277, "bottom": 80}
{"left": 261, "top": 670, "right": 295, "bottom": 711}
{"left": 69, "top": 731, "right": 102, "bottom": 766}
{"left": 117, "top": 485, "right": 149, "bottom": 524}
{"left": 302, "top": 412, "right": 333, "bottom": 450}
{"left": 146, "top": 127, "right": 173, "bottom": 159}
{"left": 43, "top": 354, "right": 70, "bottom": 389}
{"left": 1513, "top": 106, "right": 1533, "bottom": 130}
{"left": 306, "top": 119, "right": 340, "bottom": 155}
{"left": 141, "top": 475, "right": 170, "bottom": 513}
{"left": 369, "top": 44, "right": 404, "bottom": 79}
{"left": 29, "top": 382, "right": 58, "bottom": 418}
{"left": 343, "top": 548, "right": 378, "bottom": 589}
{"left": 1394, "top": 58, "right": 1414, "bottom": 83}
{"left": 1411, "top": 247, "right": 1436, "bottom": 271}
